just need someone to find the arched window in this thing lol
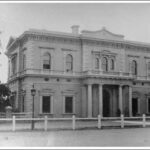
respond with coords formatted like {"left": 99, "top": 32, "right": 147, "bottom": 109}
{"left": 43, "top": 53, "right": 51, "bottom": 69}
{"left": 22, "top": 54, "right": 26, "bottom": 70}
{"left": 110, "top": 59, "right": 115, "bottom": 70}
{"left": 132, "top": 60, "right": 137, "bottom": 75}
{"left": 102, "top": 57, "right": 108, "bottom": 72}
{"left": 95, "top": 58, "right": 99, "bottom": 69}
{"left": 66, "top": 54, "right": 73, "bottom": 72}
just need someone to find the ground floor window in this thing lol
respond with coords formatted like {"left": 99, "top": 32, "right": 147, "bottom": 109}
{"left": 132, "top": 98, "right": 139, "bottom": 116}
{"left": 147, "top": 98, "right": 150, "bottom": 113}
{"left": 42, "top": 96, "right": 51, "bottom": 113}
{"left": 65, "top": 96, "right": 74, "bottom": 114}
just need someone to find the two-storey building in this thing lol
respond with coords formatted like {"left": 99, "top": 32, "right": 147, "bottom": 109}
{"left": 5, "top": 25, "right": 150, "bottom": 117}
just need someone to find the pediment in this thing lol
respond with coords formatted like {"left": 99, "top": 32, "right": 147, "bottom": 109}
{"left": 81, "top": 27, "right": 124, "bottom": 41}
{"left": 7, "top": 36, "right": 16, "bottom": 49}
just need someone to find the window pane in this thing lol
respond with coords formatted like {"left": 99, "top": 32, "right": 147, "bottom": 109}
{"left": 148, "top": 62, "right": 150, "bottom": 70}
{"left": 132, "top": 60, "right": 137, "bottom": 75}
{"left": 148, "top": 99, "right": 150, "bottom": 113}
{"left": 65, "top": 97, "right": 73, "bottom": 113}
{"left": 43, "top": 54, "right": 51, "bottom": 69}
{"left": 110, "top": 59, "right": 114, "bottom": 70}
{"left": 66, "top": 54, "right": 73, "bottom": 72}
{"left": 23, "top": 54, "right": 26, "bottom": 70}
{"left": 95, "top": 58, "right": 99, "bottom": 69}
{"left": 42, "top": 96, "right": 51, "bottom": 113}
{"left": 11, "top": 56, "right": 17, "bottom": 75}
{"left": 102, "top": 57, "right": 108, "bottom": 71}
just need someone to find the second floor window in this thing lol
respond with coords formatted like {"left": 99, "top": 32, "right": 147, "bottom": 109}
{"left": 22, "top": 54, "right": 26, "bottom": 70}
{"left": 132, "top": 60, "right": 137, "bottom": 75}
{"left": 43, "top": 53, "right": 51, "bottom": 69}
{"left": 95, "top": 58, "right": 99, "bottom": 69}
{"left": 11, "top": 55, "right": 17, "bottom": 75}
{"left": 148, "top": 62, "right": 150, "bottom": 71}
{"left": 66, "top": 54, "right": 73, "bottom": 72}
{"left": 102, "top": 57, "right": 108, "bottom": 72}
{"left": 110, "top": 59, "right": 115, "bottom": 70}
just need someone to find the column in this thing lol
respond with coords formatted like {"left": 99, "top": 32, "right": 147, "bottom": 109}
{"left": 129, "top": 86, "right": 132, "bottom": 117}
{"left": 87, "top": 84, "right": 92, "bottom": 118}
{"left": 81, "top": 86, "right": 86, "bottom": 117}
{"left": 119, "top": 85, "right": 123, "bottom": 114}
{"left": 99, "top": 84, "right": 103, "bottom": 117}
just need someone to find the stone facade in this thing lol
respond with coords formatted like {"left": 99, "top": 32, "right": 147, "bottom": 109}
{"left": 5, "top": 26, "right": 150, "bottom": 117}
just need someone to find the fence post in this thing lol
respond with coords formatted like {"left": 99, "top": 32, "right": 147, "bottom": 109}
{"left": 72, "top": 115, "right": 76, "bottom": 130}
{"left": 12, "top": 115, "right": 16, "bottom": 131}
{"left": 121, "top": 114, "right": 124, "bottom": 128}
{"left": 44, "top": 116, "right": 48, "bottom": 131}
{"left": 98, "top": 115, "right": 101, "bottom": 129}
{"left": 143, "top": 114, "right": 146, "bottom": 128}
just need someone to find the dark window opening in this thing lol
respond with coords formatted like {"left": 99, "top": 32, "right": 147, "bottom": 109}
{"left": 42, "top": 96, "right": 51, "bottom": 113}
{"left": 148, "top": 98, "right": 150, "bottom": 113}
{"left": 65, "top": 97, "right": 73, "bottom": 113}
{"left": 132, "top": 98, "right": 138, "bottom": 116}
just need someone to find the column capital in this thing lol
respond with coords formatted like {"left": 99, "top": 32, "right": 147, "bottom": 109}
{"left": 99, "top": 83, "right": 103, "bottom": 86}
{"left": 119, "top": 84, "right": 123, "bottom": 87}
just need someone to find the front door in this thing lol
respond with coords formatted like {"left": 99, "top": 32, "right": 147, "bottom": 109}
{"left": 103, "top": 89, "right": 110, "bottom": 117}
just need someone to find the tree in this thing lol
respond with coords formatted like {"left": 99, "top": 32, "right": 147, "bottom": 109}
{"left": 0, "top": 84, "right": 11, "bottom": 112}
{"left": 0, "top": 84, "right": 10, "bottom": 97}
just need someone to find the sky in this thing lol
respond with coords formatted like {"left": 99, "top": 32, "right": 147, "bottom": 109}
{"left": 1, "top": 2, "right": 150, "bottom": 83}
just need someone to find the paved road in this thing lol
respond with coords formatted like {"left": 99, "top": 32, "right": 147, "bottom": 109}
{"left": 1, "top": 128, "right": 150, "bottom": 147}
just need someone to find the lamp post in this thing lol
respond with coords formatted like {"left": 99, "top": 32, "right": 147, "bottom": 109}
{"left": 31, "top": 84, "right": 36, "bottom": 130}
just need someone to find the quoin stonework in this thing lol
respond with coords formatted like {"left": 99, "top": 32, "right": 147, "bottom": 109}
{"left": 5, "top": 25, "right": 150, "bottom": 118}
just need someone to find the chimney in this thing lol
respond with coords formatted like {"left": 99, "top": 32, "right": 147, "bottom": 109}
{"left": 71, "top": 25, "right": 79, "bottom": 34}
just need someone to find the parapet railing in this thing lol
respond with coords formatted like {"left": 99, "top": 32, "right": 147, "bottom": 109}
{"left": 0, "top": 114, "right": 150, "bottom": 131}
{"left": 8, "top": 68, "right": 150, "bottom": 81}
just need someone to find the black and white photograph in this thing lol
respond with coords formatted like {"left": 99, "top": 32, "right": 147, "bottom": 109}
{"left": 1, "top": 1, "right": 150, "bottom": 148}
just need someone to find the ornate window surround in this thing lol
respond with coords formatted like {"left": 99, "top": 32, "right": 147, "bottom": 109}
{"left": 39, "top": 89, "right": 54, "bottom": 114}
{"left": 132, "top": 91, "right": 141, "bottom": 114}
{"left": 62, "top": 90, "right": 76, "bottom": 114}
{"left": 40, "top": 48, "right": 54, "bottom": 71}
{"left": 92, "top": 50, "right": 117, "bottom": 71}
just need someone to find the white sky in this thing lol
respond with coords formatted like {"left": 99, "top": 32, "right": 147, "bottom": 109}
{"left": 1, "top": 2, "right": 150, "bottom": 83}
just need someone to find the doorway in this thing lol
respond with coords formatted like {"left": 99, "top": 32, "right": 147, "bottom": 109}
{"left": 103, "top": 89, "right": 110, "bottom": 117}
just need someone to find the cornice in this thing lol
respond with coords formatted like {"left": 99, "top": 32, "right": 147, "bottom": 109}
{"left": 7, "top": 29, "right": 150, "bottom": 53}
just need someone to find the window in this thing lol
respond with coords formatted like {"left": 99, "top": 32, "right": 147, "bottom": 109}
{"left": 11, "top": 55, "right": 17, "bottom": 75}
{"left": 110, "top": 59, "right": 115, "bottom": 70}
{"left": 43, "top": 53, "right": 51, "bottom": 69}
{"left": 42, "top": 96, "right": 51, "bottom": 113}
{"left": 148, "top": 62, "right": 150, "bottom": 70}
{"left": 66, "top": 54, "right": 73, "bottom": 72}
{"left": 148, "top": 98, "right": 150, "bottom": 113}
{"left": 132, "top": 60, "right": 137, "bottom": 75}
{"left": 65, "top": 96, "right": 73, "bottom": 113}
{"left": 95, "top": 58, "right": 99, "bottom": 69}
{"left": 22, "top": 54, "right": 26, "bottom": 70}
{"left": 102, "top": 57, "right": 108, "bottom": 72}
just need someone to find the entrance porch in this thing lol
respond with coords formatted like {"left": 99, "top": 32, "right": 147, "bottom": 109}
{"left": 82, "top": 84, "right": 133, "bottom": 118}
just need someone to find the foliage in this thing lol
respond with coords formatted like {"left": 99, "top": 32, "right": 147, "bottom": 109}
{"left": 0, "top": 84, "right": 11, "bottom": 112}
{"left": 0, "top": 84, "right": 11, "bottom": 97}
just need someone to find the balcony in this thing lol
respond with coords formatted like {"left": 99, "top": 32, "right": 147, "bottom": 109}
{"left": 8, "top": 68, "right": 150, "bottom": 81}
{"left": 82, "top": 70, "right": 132, "bottom": 79}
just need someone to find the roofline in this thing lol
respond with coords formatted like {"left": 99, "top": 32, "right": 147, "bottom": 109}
{"left": 7, "top": 29, "right": 150, "bottom": 51}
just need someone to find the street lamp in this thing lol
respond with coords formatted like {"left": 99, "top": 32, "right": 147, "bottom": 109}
{"left": 31, "top": 84, "right": 36, "bottom": 130}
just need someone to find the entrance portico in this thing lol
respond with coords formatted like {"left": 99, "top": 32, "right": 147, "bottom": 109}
{"left": 82, "top": 80, "right": 133, "bottom": 118}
